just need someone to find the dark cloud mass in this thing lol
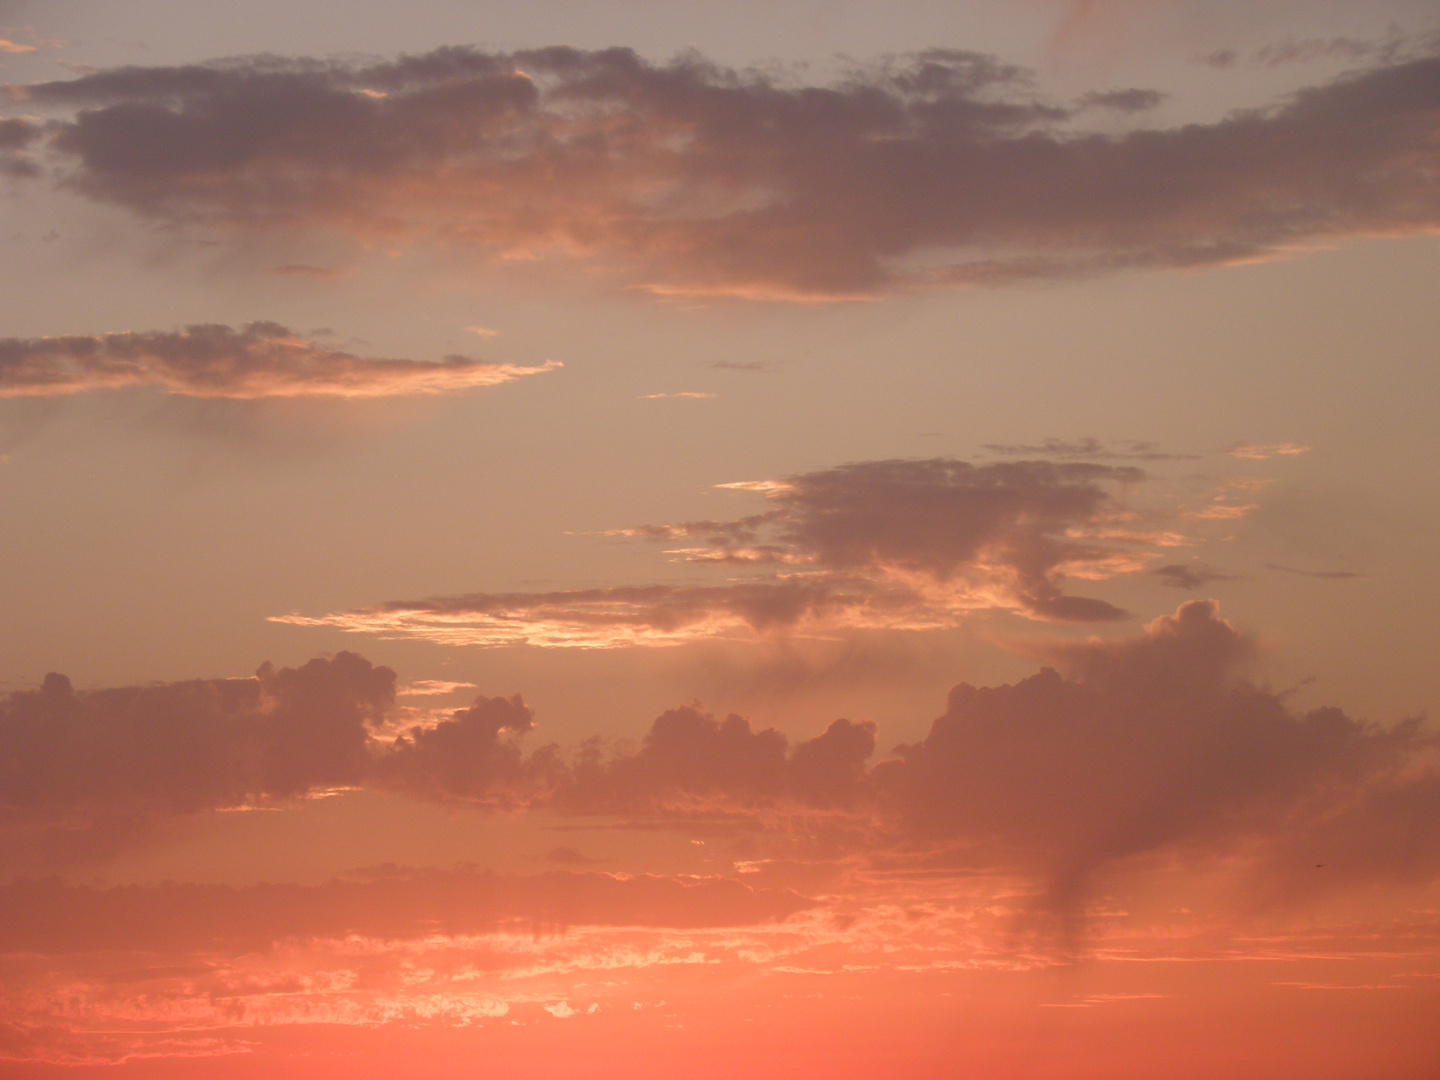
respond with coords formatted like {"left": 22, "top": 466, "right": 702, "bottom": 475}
{"left": 0, "top": 322, "right": 557, "bottom": 398}
{"left": 0, "top": 115, "right": 36, "bottom": 175}
{"left": 0, "top": 653, "right": 391, "bottom": 819}
{"left": 560, "top": 709, "right": 876, "bottom": 813}
{"left": 277, "top": 458, "right": 1151, "bottom": 645}
{"left": 5, "top": 603, "right": 1434, "bottom": 914}
{"left": 874, "top": 601, "right": 1432, "bottom": 903}
{"left": 373, "top": 693, "right": 553, "bottom": 803}
{"left": 7, "top": 46, "right": 1439, "bottom": 295}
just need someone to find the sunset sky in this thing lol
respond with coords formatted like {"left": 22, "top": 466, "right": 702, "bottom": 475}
{"left": 2, "top": 1, "right": 1438, "bottom": 1076}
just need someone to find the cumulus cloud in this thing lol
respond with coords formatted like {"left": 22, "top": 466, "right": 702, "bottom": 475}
{"left": 0, "top": 322, "right": 558, "bottom": 398}
{"left": 873, "top": 601, "right": 1435, "bottom": 912}
{"left": 0, "top": 653, "right": 392, "bottom": 821}
{"left": 373, "top": 693, "right": 556, "bottom": 804}
{"left": 5, "top": 605, "right": 1435, "bottom": 917}
{"left": 0, "top": 656, "right": 573, "bottom": 858}
{"left": 7, "top": 45, "right": 1439, "bottom": 296}
{"left": 277, "top": 458, "right": 1163, "bottom": 646}
{"left": 560, "top": 708, "right": 875, "bottom": 814}
{"left": 0, "top": 652, "right": 397, "bottom": 871}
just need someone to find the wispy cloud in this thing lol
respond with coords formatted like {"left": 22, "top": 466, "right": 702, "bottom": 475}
{"left": 1266, "top": 563, "right": 1362, "bottom": 580}
{"left": 1226, "top": 442, "right": 1312, "bottom": 460}
{"left": 275, "top": 458, "right": 1167, "bottom": 647}
{"left": 1153, "top": 561, "right": 1234, "bottom": 589}
{"left": 0, "top": 322, "right": 558, "bottom": 398}
{"left": 984, "top": 438, "right": 1197, "bottom": 462}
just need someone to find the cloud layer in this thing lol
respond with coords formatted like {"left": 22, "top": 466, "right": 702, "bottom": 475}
{"left": 6, "top": 603, "right": 1435, "bottom": 912}
{"left": 7, "top": 45, "right": 1439, "bottom": 296}
{"left": 0, "top": 322, "right": 557, "bottom": 398}
{"left": 277, "top": 458, "right": 1164, "bottom": 645}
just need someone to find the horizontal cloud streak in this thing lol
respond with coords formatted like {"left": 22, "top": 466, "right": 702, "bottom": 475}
{"left": 277, "top": 458, "right": 1161, "bottom": 645}
{"left": 0, "top": 322, "right": 557, "bottom": 398}
{"left": 0, "top": 867, "right": 815, "bottom": 953}
{"left": 6, "top": 46, "right": 1438, "bottom": 295}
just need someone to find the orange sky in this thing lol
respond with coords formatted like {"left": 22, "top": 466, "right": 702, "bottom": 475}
{"left": 1, "top": 1, "right": 1438, "bottom": 1076}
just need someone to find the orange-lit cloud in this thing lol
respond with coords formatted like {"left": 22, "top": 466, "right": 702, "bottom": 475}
{"left": 1226, "top": 441, "right": 1312, "bottom": 459}
{"left": 1, "top": 857, "right": 1435, "bottom": 1070}
{"left": 0, "top": 322, "right": 558, "bottom": 398}
{"left": 9, "top": 46, "right": 1440, "bottom": 296}
{"left": 276, "top": 458, "right": 1157, "bottom": 646}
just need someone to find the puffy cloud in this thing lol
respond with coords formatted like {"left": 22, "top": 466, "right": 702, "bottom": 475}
{"left": 560, "top": 708, "right": 876, "bottom": 813}
{"left": 0, "top": 652, "right": 396, "bottom": 872}
{"left": 872, "top": 601, "right": 1435, "bottom": 910}
{"left": 277, "top": 458, "right": 1158, "bottom": 647}
{"left": 0, "top": 652, "right": 392, "bottom": 819}
{"left": 373, "top": 694, "right": 556, "bottom": 804}
{"left": 4, "top": 608, "right": 1435, "bottom": 915}
{"left": 8, "top": 46, "right": 1439, "bottom": 296}
{"left": 0, "top": 657, "right": 574, "bottom": 856}
{"left": 0, "top": 322, "right": 558, "bottom": 398}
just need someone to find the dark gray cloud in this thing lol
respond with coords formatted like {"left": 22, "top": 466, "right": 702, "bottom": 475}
{"left": 982, "top": 437, "right": 1198, "bottom": 461}
{"left": 0, "top": 653, "right": 391, "bottom": 819}
{"left": 1266, "top": 563, "right": 1363, "bottom": 580}
{"left": 0, "top": 114, "right": 36, "bottom": 176}
{"left": 7, "top": 46, "right": 1439, "bottom": 296}
{"left": 0, "top": 322, "right": 556, "bottom": 398}
{"left": 373, "top": 693, "right": 556, "bottom": 804}
{"left": 1076, "top": 88, "right": 1165, "bottom": 112}
{"left": 1154, "top": 561, "right": 1234, "bottom": 589}
{"left": 872, "top": 600, "right": 1436, "bottom": 912}
{"left": 559, "top": 709, "right": 875, "bottom": 813}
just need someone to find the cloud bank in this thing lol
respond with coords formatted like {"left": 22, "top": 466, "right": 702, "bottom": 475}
{"left": 0, "top": 322, "right": 557, "bottom": 398}
{"left": 6, "top": 46, "right": 1439, "bottom": 296}
{"left": 6, "top": 604, "right": 1435, "bottom": 911}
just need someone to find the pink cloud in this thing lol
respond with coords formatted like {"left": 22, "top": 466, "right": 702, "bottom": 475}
{"left": 0, "top": 322, "right": 558, "bottom": 398}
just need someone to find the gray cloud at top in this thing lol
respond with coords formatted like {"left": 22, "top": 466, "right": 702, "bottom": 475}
{"left": 6, "top": 45, "right": 1438, "bottom": 296}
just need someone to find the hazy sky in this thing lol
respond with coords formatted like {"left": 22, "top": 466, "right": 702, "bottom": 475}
{"left": 1, "top": 2, "right": 1438, "bottom": 1076}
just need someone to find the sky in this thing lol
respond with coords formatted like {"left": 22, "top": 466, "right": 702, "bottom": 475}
{"left": 1, "top": 1, "right": 1438, "bottom": 1076}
